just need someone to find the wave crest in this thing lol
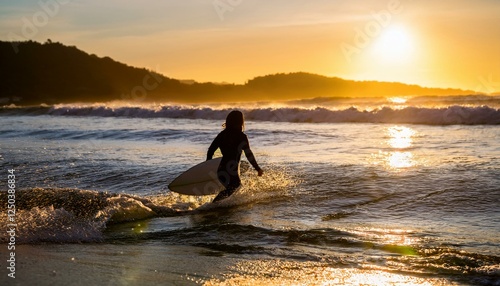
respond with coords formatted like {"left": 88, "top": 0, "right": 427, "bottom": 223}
{"left": 2, "top": 104, "right": 499, "bottom": 125}
{"left": 0, "top": 188, "right": 175, "bottom": 243}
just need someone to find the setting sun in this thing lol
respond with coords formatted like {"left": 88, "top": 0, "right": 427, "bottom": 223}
{"left": 371, "top": 25, "right": 415, "bottom": 64}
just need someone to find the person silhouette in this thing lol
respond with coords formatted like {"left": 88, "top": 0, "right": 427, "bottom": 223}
{"left": 207, "top": 110, "right": 264, "bottom": 202}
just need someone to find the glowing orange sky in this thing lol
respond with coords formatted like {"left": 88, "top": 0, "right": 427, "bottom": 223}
{"left": 2, "top": 0, "right": 500, "bottom": 92}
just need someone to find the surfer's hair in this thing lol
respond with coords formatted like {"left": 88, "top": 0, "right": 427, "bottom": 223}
{"left": 223, "top": 110, "right": 245, "bottom": 131}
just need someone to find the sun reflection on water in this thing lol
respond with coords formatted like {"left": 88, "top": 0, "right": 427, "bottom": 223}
{"left": 388, "top": 126, "right": 415, "bottom": 149}
{"left": 388, "top": 151, "right": 414, "bottom": 168}
{"left": 371, "top": 126, "right": 419, "bottom": 170}
{"left": 387, "top": 97, "right": 409, "bottom": 110}
{"left": 203, "top": 259, "right": 454, "bottom": 285}
{"left": 388, "top": 97, "right": 408, "bottom": 104}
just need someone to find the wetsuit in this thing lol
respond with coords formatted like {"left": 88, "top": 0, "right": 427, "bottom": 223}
{"left": 207, "top": 128, "right": 262, "bottom": 202}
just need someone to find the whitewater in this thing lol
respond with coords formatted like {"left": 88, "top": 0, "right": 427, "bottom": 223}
{"left": 2, "top": 95, "right": 500, "bottom": 125}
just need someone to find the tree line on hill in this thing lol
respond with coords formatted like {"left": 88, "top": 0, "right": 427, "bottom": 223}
{"left": 0, "top": 40, "right": 473, "bottom": 106}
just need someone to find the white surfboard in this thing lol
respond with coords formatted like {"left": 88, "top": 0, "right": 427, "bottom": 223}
{"left": 168, "top": 158, "right": 225, "bottom": 195}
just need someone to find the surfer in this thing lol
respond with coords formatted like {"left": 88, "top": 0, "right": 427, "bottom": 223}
{"left": 207, "top": 110, "right": 264, "bottom": 202}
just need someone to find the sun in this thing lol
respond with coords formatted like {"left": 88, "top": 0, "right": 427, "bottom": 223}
{"left": 371, "top": 25, "right": 414, "bottom": 64}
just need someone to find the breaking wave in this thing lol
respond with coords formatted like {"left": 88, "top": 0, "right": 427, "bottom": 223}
{"left": 1, "top": 104, "right": 499, "bottom": 125}
{"left": 0, "top": 165, "right": 295, "bottom": 244}
{"left": 0, "top": 188, "right": 177, "bottom": 243}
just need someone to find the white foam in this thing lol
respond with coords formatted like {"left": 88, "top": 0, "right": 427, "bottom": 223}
{"left": 196, "top": 164, "right": 299, "bottom": 210}
{"left": 0, "top": 189, "right": 175, "bottom": 244}
{"left": 40, "top": 104, "right": 500, "bottom": 125}
{"left": 97, "top": 196, "right": 156, "bottom": 224}
{"left": 0, "top": 206, "right": 105, "bottom": 243}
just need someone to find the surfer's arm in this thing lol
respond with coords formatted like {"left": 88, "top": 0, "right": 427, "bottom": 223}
{"left": 207, "top": 134, "right": 221, "bottom": 160}
{"left": 242, "top": 136, "right": 262, "bottom": 172}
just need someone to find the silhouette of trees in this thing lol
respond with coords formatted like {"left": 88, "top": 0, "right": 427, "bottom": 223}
{"left": 0, "top": 41, "right": 472, "bottom": 105}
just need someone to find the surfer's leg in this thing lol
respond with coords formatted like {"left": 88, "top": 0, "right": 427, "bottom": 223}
{"left": 213, "top": 176, "right": 240, "bottom": 202}
{"left": 213, "top": 188, "right": 235, "bottom": 202}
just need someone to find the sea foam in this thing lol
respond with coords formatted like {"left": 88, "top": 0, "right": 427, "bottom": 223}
{"left": 0, "top": 188, "right": 174, "bottom": 243}
{"left": 2, "top": 103, "right": 499, "bottom": 125}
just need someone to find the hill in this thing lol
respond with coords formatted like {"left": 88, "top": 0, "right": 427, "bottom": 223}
{"left": 0, "top": 40, "right": 474, "bottom": 105}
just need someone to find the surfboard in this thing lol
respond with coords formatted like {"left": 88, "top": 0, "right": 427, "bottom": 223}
{"left": 168, "top": 158, "right": 225, "bottom": 195}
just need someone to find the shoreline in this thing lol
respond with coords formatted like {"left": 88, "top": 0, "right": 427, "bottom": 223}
{"left": 2, "top": 243, "right": 465, "bottom": 286}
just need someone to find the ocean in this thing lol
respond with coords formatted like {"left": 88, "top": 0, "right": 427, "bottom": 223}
{"left": 0, "top": 95, "right": 499, "bottom": 285}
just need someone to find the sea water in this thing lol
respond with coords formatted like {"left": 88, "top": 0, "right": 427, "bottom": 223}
{"left": 0, "top": 96, "right": 499, "bottom": 285}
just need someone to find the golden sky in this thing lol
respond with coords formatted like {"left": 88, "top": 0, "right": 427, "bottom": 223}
{"left": 2, "top": 0, "right": 500, "bottom": 92}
